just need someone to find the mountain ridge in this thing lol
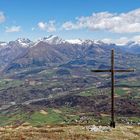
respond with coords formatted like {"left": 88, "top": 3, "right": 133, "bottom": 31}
{"left": 1, "top": 35, "right": 140, "bottom": 47}
{"left": 0, "top": 35, "right": 139, "bottom": 72}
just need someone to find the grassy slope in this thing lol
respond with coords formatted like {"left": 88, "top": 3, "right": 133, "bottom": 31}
{"left": 0, "top": 108, "right": 80, "bottom": 126}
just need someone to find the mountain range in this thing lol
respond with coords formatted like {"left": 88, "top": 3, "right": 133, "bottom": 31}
{"left": 0, "top": 35, "right": 140, "bottom": 73}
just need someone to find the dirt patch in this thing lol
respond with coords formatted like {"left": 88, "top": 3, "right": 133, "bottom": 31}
{"left": 40, "top": 110, "right": 48, "bottom": 115}
{"left": 53, "top": 109, "right": 62, "bottom": 114}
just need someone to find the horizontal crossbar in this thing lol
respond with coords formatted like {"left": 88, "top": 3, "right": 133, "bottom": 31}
{"left": 91, "top": 69, "right": 135, "bottom": 73}
{"left": 114, "top": 69, "right": 135, "bottom": 72}
{"left": 91, "top": 70, "right": 111, "bottom": 72}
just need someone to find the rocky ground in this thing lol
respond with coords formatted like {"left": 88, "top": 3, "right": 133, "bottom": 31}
{"left": 0, "top": 124, "right": 140, "bottom": 140}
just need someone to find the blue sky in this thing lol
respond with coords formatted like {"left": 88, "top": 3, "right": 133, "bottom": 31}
{"left": 0, "top": 0, "right": 140, "bottom": 43}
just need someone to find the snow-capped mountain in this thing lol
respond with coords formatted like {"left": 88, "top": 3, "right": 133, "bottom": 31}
{"left": 36, "top": 35, "right": 110, "bottom": 46}
{"left": 14, "top": 38, "right": 33, "bottom": 47}
{"left": 120, "top": 41, "right": 140, "bottom": 54}
{"left": 1, "top": 35, "right": 140, "bottom": 48}
{"left": 0, "top": 38, "right": 33, "bottom": 67}
{"left": 7, "top": 38, "right": 33, "bottom": 49}
{"left": 0, "top": 35, "right": 139, "bottom": 72}
{"left": 38, "top": 35, "right": 66, "bottom": 45}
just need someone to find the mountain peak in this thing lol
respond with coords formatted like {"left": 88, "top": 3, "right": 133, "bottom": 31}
{"left": 40, "top": 35, "right": 65, "bottom": 45}
{"left": 15, "top": 38, "right": 32, "bottom": 47}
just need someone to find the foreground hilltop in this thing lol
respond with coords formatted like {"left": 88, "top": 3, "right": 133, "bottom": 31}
{"left": 0, "top": 124, "right": 140, "bottom": 140}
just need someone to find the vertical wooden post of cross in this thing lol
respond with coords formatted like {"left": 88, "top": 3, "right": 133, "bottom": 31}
{"left": 91, "top": 49, "right": 135, "bottom": 128}
{"left": 110, "top": 49, "right": 115, "bottom": 128}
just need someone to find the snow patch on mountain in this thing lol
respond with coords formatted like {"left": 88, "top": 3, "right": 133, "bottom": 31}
{"left": 0, "top": 42, "right": 7, "bottom": 47}
{"left": 66, "top": 39, "right": 84, "bottom": 45}
{"left": 39, "top": 35, "right": 66, "bottom": 45}
{"left": 15, "top": 38, "right": 33, "bottom": 47}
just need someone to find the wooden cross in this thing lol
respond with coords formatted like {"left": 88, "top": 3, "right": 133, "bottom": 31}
{"left": 91, "top": 49, "right": 134, "bottom": 128}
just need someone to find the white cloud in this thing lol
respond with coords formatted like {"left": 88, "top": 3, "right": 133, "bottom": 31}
{"left": 38, "top": 22, "right": 46, "bottom": 30}
{"left": 0, "top": 12, "right": 5, "bottom": 23}
{"left": 38, "top": 20, "right": 56, "bottom": 32}
{"left": 132, "top": 35, "right": 140, "bottom": 43}
{"left": 101, "top": 38, "right": 114, "bottom": 44}
{"left": 102, "top": 35, "right": 140, "bottom": 45}
{"left": 62, "top": 8, "right": 140, "bottom": 33}
{"left": 102, "top": 37, "right": 129, "bottom": 45}
{"left": 62, "top": 21, "right": 78, "bottom": 30}
{"left": 5, "top": 26, "right": 21, "bottom": 33}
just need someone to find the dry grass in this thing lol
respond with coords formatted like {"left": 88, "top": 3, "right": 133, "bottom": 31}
{"left": 0, "top": 124, "right": 140, "bottom": 140}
